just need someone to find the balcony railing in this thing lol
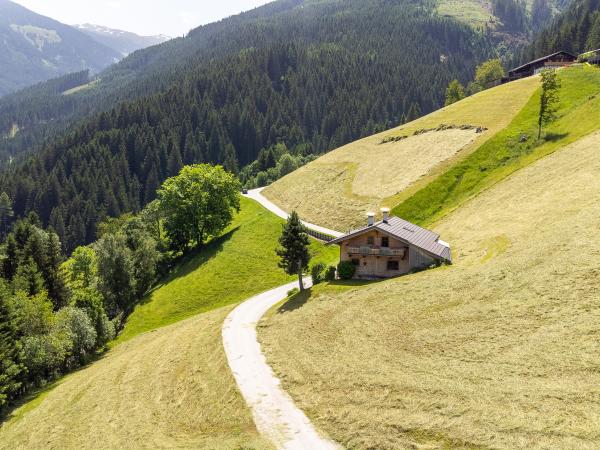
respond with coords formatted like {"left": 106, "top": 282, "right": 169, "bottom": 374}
{"left": 347, "top": 246, "right": 406, "bottom": 257}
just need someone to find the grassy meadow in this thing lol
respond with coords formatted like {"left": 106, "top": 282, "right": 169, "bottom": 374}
{"left": 116, "top": 196, "right": 338, "bottom": 343}
{"left": 394, "top": 65, "right": 600, "bottom": 226}
{"left": 259, "top": 130, "right": 600, "bottom": 449}
{"left": 263, "top": 76, "right": 539, "bottom": 231}
{"left": 0, "top": 197, "right": 336, "bottom": 448}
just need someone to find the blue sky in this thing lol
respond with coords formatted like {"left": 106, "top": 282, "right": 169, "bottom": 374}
{"left": 12, "top": 0, "right": 273, "bottom": 37}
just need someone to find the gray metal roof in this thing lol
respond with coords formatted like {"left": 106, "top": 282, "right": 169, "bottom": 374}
{"left": 329, "top": 216, "right": 452, "bottom": 263}
{"left": 508, "top": 51, "right": 577, "bottom": 74}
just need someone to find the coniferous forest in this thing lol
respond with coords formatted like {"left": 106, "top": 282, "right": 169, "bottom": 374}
{"left": 0, "top": 0, "right": 494, "bottom": 253}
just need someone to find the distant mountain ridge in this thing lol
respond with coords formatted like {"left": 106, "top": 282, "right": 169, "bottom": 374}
{"left": 0, "top": 0, "right": 121, "bottom": 96}
{"left": 74, "top": 24, "right": 170, "bottom": 56}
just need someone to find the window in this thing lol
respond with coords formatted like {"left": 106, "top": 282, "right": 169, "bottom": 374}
{"left": 367, "top": 236, "right": 374, "bottom": 245}
{"left": 351, "top": 259, "right": 360, "bottom": 266}
{"left": 387, "top": 260, "right": 400, "bottom": 271}
{"left": 381, "top": 237, "right": 389, "bottom": 248}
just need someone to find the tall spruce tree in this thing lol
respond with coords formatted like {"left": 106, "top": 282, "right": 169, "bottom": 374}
{"left": 276, "top": 211, "right": 311, "bottom": 292}
{"left": 0, "top": 286, "right": 24, "bottom": 408}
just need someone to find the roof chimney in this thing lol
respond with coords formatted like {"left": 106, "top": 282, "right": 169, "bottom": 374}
{"left": 367, "top": 212, "right": 375, "bottom": 227}
{"left": 381, "top": 207, "right": 390, "bottom": 223}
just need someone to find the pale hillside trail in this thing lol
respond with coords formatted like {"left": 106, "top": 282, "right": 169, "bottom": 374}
{"left": 245, "top": 188, "right": 344, "bottom": 238}
{"left": 222, "top": 278, "right": 341, "bottom": 450}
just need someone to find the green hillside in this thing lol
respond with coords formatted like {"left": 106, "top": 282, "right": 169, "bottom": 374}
{"left": 259, "top": 68, "right": 600, "bottom": 449}
{"left": 116, "top": 196, "right": 337, "bottom": 344}
{"left": 394, "top": 65, "right": 600, "bottom": 226}
{"left": 0, "top": 197, "right": 336, "bottom": 448}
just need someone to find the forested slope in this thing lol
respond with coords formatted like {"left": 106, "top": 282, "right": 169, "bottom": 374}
{"left": 0, "top": 0, "right": 494, "bottom": 252}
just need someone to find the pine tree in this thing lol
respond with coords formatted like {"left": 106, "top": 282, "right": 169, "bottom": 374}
{"left": 276, "top": 211, "right": 311, "bottom": 291}
{"left": 0, "top": 192, "right": 13, "bottom": 239}
{"left": 0, "top": 286, "right": 24, "bottom": 408}
{"left": 44, "top": 232, "right": 68, "bottom": 310}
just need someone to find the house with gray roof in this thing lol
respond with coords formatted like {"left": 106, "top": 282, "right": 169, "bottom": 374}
{"left": 328, "top": 209, "right": 451, "bottom": 279}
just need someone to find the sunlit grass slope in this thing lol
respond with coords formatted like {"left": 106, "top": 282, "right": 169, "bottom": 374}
{"left": 263, "top": 76, "right": 539, "bottom": 231}
{"left": 0, "top": 307, "right": 273, "bottom": 450}
{"left": 116, "top": 196, "right": 338, "bottom": 344}
{"left": 259, "top": 130, "right": 600, "bottom": 449}
{"left": 394, "top": 65, "right": 600, "bottom": 226}
{"left": 0, "top": 197, "right": 337, "bottom": 449}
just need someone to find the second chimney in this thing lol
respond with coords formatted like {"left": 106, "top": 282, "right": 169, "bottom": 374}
{"left": 367, "top": 212, "right": 375, "bottom": 226}
{"left": 381, "top": 207, "right": 390, "bottom": 223}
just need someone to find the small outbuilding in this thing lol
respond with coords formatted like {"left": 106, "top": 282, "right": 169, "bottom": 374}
{"left": 328, "top": 209, "right": 452, "bottom": 280}
{"left": 505, "top": 51, "right": 577, "bottom": 82}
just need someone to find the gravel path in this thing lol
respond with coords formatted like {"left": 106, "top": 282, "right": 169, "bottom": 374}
{"left": 245, "top": 188, "right": 344, "bottom": 238}
{"left": 222, "top": 279, "right": 340, "bottom": 450}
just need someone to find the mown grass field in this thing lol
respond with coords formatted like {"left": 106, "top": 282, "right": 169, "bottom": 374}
{"left": 259, "top": 130, "right": 600, "bottom": 449}
{"left": 0, "top": 307, "right": 273, "bottom": 450}
{"left": 394, "top": 65, "right": 600, "bottom": 226}
{"left": 0, "top": 197, "right": 336, "bottom": 448}
{"left": 263, "top": 76, "right": 539, "bottom": 231}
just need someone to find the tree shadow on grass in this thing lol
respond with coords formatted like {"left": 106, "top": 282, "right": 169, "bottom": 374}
{"left": 277, "top": 289, "right": 313, "bottom": 313}
{"left": 277, "top": 279, "right": 384, "bottom": 314}
{"left": 544, "top": 132, "right": 569, "bottom": 142}
{"left": 138, "top": 226, "right": 240, "bottom": 306}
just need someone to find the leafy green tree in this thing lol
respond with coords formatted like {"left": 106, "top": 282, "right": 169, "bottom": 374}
{"left": 276, "top": 211, "right": 311, "bottom": 291}
{"left": 95, "top": 233, "right": 136, "bottom": 316}
{"left": 445, "top": 79, "right": 466, "bottom": 106}
{"left": 9, "top": 291, "right": 54, "bottom": 337}
{"left": 474, "top": 59, "right": 505, "bottom": 91}
{"left": 72, "top": 288, "right": 114, "bottom": 348}
{"left": 158, "top": 164, "right": 241, "bottom": 252}
{"left": 54, "top": 307, "right": 97, "bottom": 366}
{"left": 538, "top": 69, "right": 561, "bottom": 139}
{"left": 62, "top": 246, "right": 98, "bottom": 290}
{"left": 0, "top": 286, "right": 24, "bottom": 408}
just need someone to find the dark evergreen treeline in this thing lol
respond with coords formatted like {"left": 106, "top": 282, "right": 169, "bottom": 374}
{"left": 515, "top": 0, "right": 600, "bottom": 61}
{"left": 0, "top": 0, "right": 493, "bottom": 252}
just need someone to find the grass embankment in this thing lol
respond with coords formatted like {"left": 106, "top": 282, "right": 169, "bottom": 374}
{"left": 0, "top": 197, "right": 337, "bottom": 448}
{"left": 116, "top": 196, "right": 337, "bottom": 343}
{"left": 259, "top": 130, "right": 600, "bottom": 449}
{"left": 394, "top": 65, "right": 600, "bottom": 226}
{"left": 263, "top": 76, "right": 538, "bottom": 230}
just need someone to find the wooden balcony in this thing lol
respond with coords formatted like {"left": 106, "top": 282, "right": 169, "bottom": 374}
{"left": 347, "top": 246, "right": 406, "bottom": 257}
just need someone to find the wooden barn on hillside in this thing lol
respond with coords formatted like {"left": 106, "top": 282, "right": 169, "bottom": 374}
{"left": 503, "top": 51, "right": 577, "bottom": 83}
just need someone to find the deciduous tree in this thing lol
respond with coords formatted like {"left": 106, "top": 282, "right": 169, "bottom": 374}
{"left": 158, "top": 165, "right": 241, "bottom": 252}
{"left": 538, "top": 69, "right": 561, "bottom": 139}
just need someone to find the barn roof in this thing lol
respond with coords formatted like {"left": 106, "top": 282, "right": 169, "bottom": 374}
{"left": 509, "top": 51, "right": 577, "bottom": 74}
{"left": 328, "top": 216, "right": 452, "bottom": 263}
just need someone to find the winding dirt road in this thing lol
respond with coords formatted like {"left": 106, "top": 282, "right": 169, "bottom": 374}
{"left": 222, "top": 279, "right": 340, "bottom": 450}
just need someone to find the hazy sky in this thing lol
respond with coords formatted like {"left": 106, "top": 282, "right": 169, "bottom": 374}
{"left": 12, "top": 0, "right": 273, "bottom": 37}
